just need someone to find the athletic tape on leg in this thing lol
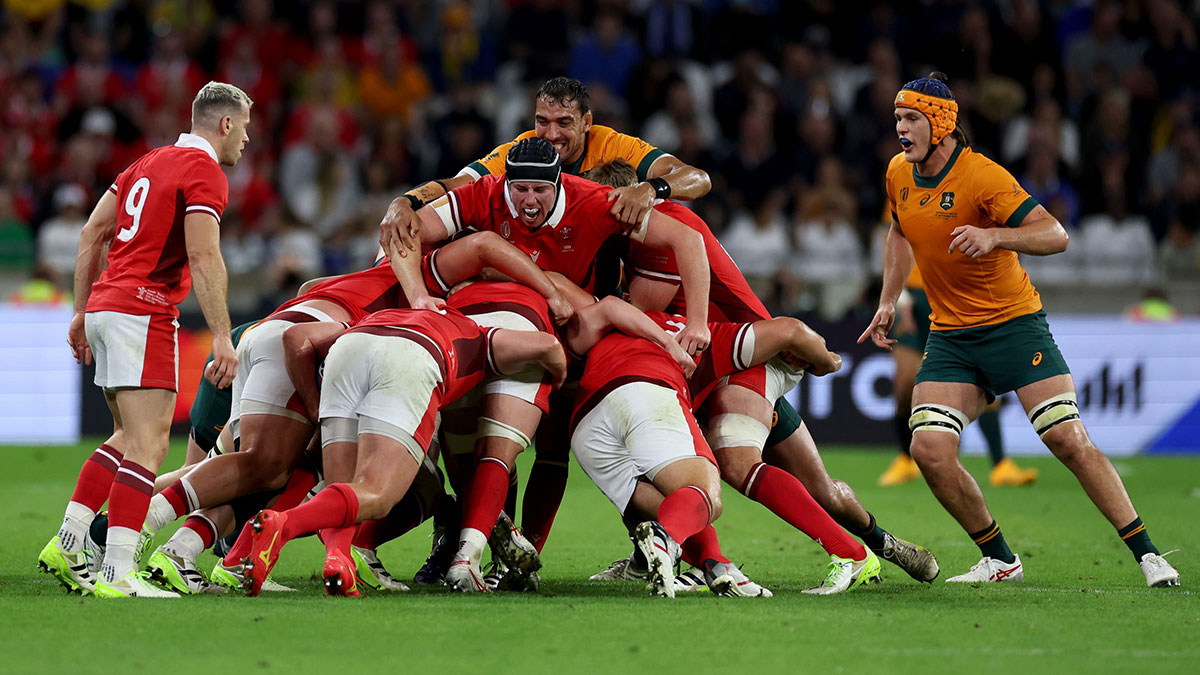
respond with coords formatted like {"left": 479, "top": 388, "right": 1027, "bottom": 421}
{"left": 706, "top": 413, "right": 770, "bottom": 450}
{"left": 477, "top": 417, "right": 532, "bottom": 448}
{"left": 1027, "top": 393, "right": 1080, "bottom": 437}
{"left": 909, "top": 404, "right": 969, "bottom": 437}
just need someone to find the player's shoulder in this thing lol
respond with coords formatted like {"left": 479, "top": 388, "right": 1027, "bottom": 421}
{"left": 885, "top": 152, "right": 910, "bottom": 181}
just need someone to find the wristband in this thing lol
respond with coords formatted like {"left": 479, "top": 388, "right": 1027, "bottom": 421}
{"left": 403, "top": 194, "right": 423, "bottom": 211}
{"left": 647, "top": 177, "right": 672, "bottom": 199}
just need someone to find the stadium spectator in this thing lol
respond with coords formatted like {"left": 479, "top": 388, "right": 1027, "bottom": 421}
{"left": 1079, "top": 190, "right": 1157, "bottom": 286}
{"left": 278, "top": 107, "right": 362, "bottom": 240}
{"left": 568, "top": 10, "right": 640, "bottom": 99}
{"left": 35, "top": 182, "right": 88, "bottom": 286}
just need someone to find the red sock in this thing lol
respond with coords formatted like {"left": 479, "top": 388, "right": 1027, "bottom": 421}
{"left": 744, "top": 463, "right": 865, "bottom": 560}
{"left": 353, "top": 499, "right": 425, "bottom": 550}
{"left": 225, "top": 521, "right": 256, "bottom": 565}
{"left": 682, "top": 525, "right": 730, "bottom": 568}
{"left": 521, "top": 457, "right": 568, "bottom": 552}
{"left": 107, "top": 459, "right": 155, "bottom": 531}
{"left": 281, "top": 483, "right": 359, "bottom": 542}
{"left": 275, "top": 467, "right": 318, "bottom": 512}
{"left": 462, "top": 457, "right": 511, "bottom": 534}
{"left": 182, "top": 513, "right": 219, "bottom": 549}
{"left": 69, "top": 444, "right": 123, "bottom": 511}
{"left": 321, "top": 525, "right": 356, "bottom": 556}
{"left": 656, "top": 485, "right": 711, "bottom": 546}
{"left": 159, "top": 479, "right": 194, "bottom": 520}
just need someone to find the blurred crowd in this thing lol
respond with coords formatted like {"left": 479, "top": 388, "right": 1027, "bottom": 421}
{"left": 2, "top": 0, "right": 1199, "bottom": 317}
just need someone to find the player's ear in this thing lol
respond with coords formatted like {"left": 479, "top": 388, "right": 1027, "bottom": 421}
{"left": 581, "top": 110, "right": 593, "bottom": 132}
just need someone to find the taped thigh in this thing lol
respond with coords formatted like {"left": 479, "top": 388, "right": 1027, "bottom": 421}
{"left": 477, "top": 416, "right": 533, "bottom": 449}
{"left": 908, "top": 404, "right": 969, "bottom": 437}
{"left": 704, "top": 413, "right": 769, "bottom": 451}
{"left": 1027, "top": 392, "right": 1080, "bottom": 438}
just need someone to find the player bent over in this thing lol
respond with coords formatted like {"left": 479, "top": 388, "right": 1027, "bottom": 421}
{"left": 39, "top": 82, "right": 251, "bottom": 598}
{"left": 861, "top": 72, "right": 1178, "bottom": 587}
{"left": 240, "top": 307, "right": 567, "bottom": 596}
{"left": 583, "top": 159, "right": 938, "bottom": 586}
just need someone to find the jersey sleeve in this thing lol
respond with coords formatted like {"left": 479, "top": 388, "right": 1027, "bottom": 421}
{"left": 884, "top": 153, "right": 904, "bottom": 224}
{"left": 688, "top": 320, "right": 755, "bottom": 403}
{"left": 613, "top": 132, "right": 666, "bottom": 181}
{"left": 183, "top": 158, "right": 229, "bottom": 223}
{"left": 461, "top": 131, "right": 530, "bottom": 179}
{"left": 629, "top": 240, "right": 680, "bottom": 283}
{"left": 973, "top": 159, "right": 1039, "bottom": 228}
{"left": 434, "top": 180, "right": 489, "bottom": 239}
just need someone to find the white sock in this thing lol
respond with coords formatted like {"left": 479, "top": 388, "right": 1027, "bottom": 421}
{"left": 457, "top": 528, "right": 488, "bottom": 565}
{"left": 102, "top": 526, "right": 139, "bottom": 582}
{"left": 57, "top": 502, "right": 95, "bottom": 553}
{"left": 164, "top": 527, "right": 205, "bottom": 561}
{"left": 144, "top": 494, "right": 177, "bottom": 532}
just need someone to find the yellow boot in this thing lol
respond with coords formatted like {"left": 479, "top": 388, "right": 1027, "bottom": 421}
{"left": 989, "top": 458, "right": 1039, "bottom": 487}
{"left": 878, "top": 453, "right": 922, "bottom": 486}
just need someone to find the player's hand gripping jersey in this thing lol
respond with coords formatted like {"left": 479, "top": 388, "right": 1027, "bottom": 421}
{"left": 87, "top": 136, "right": 228, "bottom": 317}
{"left": 433, "top": 173, "right": 648, "bottom": 293}
{"left": 885, "top": 145, "right": 1042, "bottom": 330}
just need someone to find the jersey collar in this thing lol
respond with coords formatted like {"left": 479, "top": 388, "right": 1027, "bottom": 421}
{"left": 562, "top": 132, "right": 589, "bottom": 176}
{"left": 503, "top": 178, "right": 569, "bottom": 229}
{"left": 175, "top": 133, "right": 219, "bottom": 163}
{"left": 912, "top": 143, "right": 964, "bottom": 190}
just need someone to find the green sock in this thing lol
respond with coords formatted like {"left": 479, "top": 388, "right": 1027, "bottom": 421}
{"left": 978, "top": 410, "right": 1005, "bottom": 467}
{"left": 856, "top": 512, "right": 888, "bottom": 552}
{"left": 1117, "top": 517, "right": 1159, "bottom": 562}
{"left": 968, "top": 520, "right": 1015, "bottom": 563}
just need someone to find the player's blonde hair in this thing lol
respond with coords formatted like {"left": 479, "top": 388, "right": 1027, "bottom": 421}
{"left": 581, "top": 159, "right": 638, "bottom": 188}
{"left": 191, "top": 81, "right": 253, "bottom": 129}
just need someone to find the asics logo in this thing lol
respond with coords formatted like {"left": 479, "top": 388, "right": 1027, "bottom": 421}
{"left": 992, "top": 564, "right": 1021, "bottom": 581}
{"left": 1032, "top": 352, "right": 1043, "bottom": 366}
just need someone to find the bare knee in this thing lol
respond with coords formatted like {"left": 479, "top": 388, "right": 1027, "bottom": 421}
{"left": 909, "top": 433, "right": 956, "bottom": 474}
{"left": 238, "top": 447, "right": 294, "bottom": 492}
{"left": 1042, "top": 428, "right": 1095, "bottom": 470}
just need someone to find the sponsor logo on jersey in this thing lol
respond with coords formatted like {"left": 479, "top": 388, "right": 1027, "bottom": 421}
{"left": 940, "top": 192, "right": 955, "bottom": 210}
{"left": 919, "top": 193, "right": 932, "bottom": 206}
{"left": 1032, "top": 351, "right": 1043, "bottom": 366}
{"left": 530, "top": 250, "right": 541, "bottom": 262}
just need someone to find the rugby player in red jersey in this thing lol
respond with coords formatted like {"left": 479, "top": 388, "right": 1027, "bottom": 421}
{"left": 38, "top": 82, "right": 252, "bottom": 598}
{"left": 566, "top": 296, "right": 868, "bottom": 596}
{"left": 239, "top": 307, "right": 567, "bottom": 597}
{"left": 138, "top": 232, "right": 573, "bottom": 593}
{"left": 584, "top": 160, "right": 940, "bottom": 590}
{"left": 394, "top": 138, "right": 711, "bottom": 567}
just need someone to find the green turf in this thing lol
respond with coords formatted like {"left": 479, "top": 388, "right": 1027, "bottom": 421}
{"left": 2, "top": 440, "right": 1196, "bottom": 674}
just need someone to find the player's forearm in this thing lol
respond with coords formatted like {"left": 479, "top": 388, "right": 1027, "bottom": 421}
{"left": 670, "top": 230, "right": 710, "bottom": 326}
{"left": 386, "top": 245, "right": 436, "bottom": 305}
{"left": 648, "top": 165, "right": 711, "bottom": 201}
{"left": 73, "top": 192, "right": 118, "bottom": 313}
{"left": 472, "top": 236, "right": 559, "bottom": 303}
{"left": 190, "top": 255, "right": 233, "bottom": 338}
{"left": 993, "top": 217, "right": 1069, "bottom": 256}
{"left": 72, "top": 225, "right": 108, "bottom": 313}
{"left": 879, "top": 225, "right": 914, "bottom": 309}
{"left": 596, "top": 296, "right": 678, "bottom": 354}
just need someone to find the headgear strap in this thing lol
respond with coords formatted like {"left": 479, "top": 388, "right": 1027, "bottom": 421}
{"left": 894, "top": 77, "right": 959, "bottom": 147}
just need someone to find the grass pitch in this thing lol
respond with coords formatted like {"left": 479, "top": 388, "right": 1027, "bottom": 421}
{"left": 2, "top": 440, "right": 1196, "bottom": 674}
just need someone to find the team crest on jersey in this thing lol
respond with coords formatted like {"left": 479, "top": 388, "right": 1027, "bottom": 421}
{"left": 940, "top": 192, "right": 955, "bottom": 210}
{"left": 500, "top": 221, "right": 511, "bottom": 238}
{"left": 901, "top": 187, "right": 909, "bottom": 202}
{"left": 557, "top": 225, "right": 574, "bottom": 252}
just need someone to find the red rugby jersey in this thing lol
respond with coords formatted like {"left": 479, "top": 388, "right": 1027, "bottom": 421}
{"left": 444, "top": 280, "right": 552, "bottom": 334}
{"left": 434, "top": 174, "right": 633, "bottom": 293}
{"left": 270, "top": 261, "right": 410, "bottom": 323}
{"left": 87, "top": 134, "right": 228, "bottom": 317}
{"left": 628, "top": 201, "right": 770, "bottom": 323}
{"left": 571, "top": 311, "right": 754, "bottom": 431}
{"left": 347, "top": 307, "right": 498, "bottom": 405}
